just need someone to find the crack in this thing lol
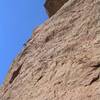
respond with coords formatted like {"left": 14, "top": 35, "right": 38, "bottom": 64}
{"left": 90, "top": 62, "right": 100, "bottom": 70}
{"left": 9, "top": 63, "right": 23, "bottom": 84}
{"left": 89, "top": 74, "right": 99, "bottom": 85}
{"left": 37, "top": 75, "right": 43, "bottom": 83}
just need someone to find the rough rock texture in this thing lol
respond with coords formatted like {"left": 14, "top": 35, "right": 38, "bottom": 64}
{"left": 0, "top": 0, "right": 100, "bottom": 100}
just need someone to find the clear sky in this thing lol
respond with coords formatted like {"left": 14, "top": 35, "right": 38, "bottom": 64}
{"left": 0, "top": 0, "right": 48, "bottom": 85}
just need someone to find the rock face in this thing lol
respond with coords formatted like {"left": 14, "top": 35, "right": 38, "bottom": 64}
{"left": 0, "top": 0, "right": 100, "bottom": 100}
{"left": 44, "top": 0, "right": 69, "bottom": 17}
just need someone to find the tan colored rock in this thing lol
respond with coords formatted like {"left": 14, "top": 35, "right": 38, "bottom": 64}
{"left": 1, "top": 0, "right": 100, "bottom": 100}
{"left": 0, "top": 87, "right": 2, "bottom": 95}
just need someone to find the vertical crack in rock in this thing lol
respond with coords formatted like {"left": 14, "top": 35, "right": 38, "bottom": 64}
{"left": 9, "top": 63, "right": 23, "bottom": 84}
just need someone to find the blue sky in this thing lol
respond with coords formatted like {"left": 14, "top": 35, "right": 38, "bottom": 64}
{"left": 0, "top": 0, "right": 48, "bottom": 85}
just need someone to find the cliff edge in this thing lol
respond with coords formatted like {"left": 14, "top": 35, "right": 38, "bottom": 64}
{"left": 0, "top": 0, "right": 100, "bottom": 100}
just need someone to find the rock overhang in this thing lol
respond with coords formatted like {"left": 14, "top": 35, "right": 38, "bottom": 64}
{"left": 44, "top": 0, "right": 69, "bottom": 17}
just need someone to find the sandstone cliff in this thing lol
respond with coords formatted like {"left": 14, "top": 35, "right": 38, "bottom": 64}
{"left": 0, "top": 0, "right": 100, "bottom": 100}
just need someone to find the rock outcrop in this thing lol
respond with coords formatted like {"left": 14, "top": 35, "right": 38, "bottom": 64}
{"left": 44, "top": 0, "right": 69, "bottom": 17}
{"left": 0, "top": 0, "right": 100, "bottom": 100}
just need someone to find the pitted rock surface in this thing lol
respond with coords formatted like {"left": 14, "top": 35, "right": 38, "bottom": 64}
{"left": 0, "top": 0, "right": 100, "bottom": 100}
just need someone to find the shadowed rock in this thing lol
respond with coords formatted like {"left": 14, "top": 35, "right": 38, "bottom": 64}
{"left": 44, "top": 0, "right": 69, "bottom": 17}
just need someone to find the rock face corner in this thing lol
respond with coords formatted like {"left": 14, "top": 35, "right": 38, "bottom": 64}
{"left": 1, "top": 0, "right": 100, "bottom": 100}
